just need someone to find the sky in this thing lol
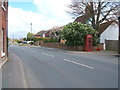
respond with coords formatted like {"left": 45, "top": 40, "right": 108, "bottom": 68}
{"left": 8, "top": 0, "right": 74, "bottom": 39}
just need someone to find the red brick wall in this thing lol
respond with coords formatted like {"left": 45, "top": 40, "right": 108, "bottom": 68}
{"left": 0, "top": 1, "right": 2, "bottom": 59}
{"left": 2, "top": 1, "right": 8, "bottom": 54}
{"left": 41, "top": 43, "right": 103, "bottom": 51}
{"left": 0, "top": 1, "right": 8, "bottom": 60}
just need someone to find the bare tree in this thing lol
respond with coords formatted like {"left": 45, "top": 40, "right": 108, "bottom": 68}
{"left": 68, "top": 0, "right": 120, "bottom": 34}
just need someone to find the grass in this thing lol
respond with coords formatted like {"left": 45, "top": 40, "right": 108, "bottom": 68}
{"left": 104, "top": 49, "right": 117, "bottom": 51}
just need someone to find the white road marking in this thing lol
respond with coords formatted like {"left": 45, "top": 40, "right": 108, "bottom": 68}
{"left": 47, "top": 48, "right": 53, "bottom": 49}
{"left": 41, "top": 53, "right": 55, "bottom": 57}
{"left": 15, "top": 54, "right": 28, "bottom": 88}
{"left": 31, "top": 51, "right": 38, "bottom": 53}
{"left": 63, "top": 59, "right": 94, "bottom": 69}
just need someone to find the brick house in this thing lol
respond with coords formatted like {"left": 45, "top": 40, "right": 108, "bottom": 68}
{"left": 34, "top": 30, "right": 50, "bottom": 38}
{"left": 34, "top": 31, "right": 46, "bottom": 38}
{"left": 0, "top": 0, "right": 8, "bottom": 67}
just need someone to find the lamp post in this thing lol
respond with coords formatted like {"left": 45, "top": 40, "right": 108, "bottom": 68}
{"left": 118, "top": 16, "right": 120, "bottom": 56}
{"left": 117, "top": 3, "right": 120, "bottom": 56}
{"left": 116, "top": 4, "right": 120, "bottom": 57}
{"left": 31, "top": 23, "right": 32, "bottom": 34}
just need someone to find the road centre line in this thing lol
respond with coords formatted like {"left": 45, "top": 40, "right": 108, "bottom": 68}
{"left": 63, "top": 59, "right": 94, "bottom": 69}
{"left": 41, "top": 53, "right": 55, "bottom": 57}
{"left": 31, "top": 50, "right": 38, "bottom": 53}
{"left": 47, "top": 48, "right": 53, "bottom": 49}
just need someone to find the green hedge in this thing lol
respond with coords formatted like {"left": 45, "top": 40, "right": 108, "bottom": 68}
{"left": 34, "top": 37, "right": 59, "bottom": 43}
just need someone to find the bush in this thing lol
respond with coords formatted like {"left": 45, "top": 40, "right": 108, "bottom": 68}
{"left": 61, "top": 22, "right": 99, "bottom": 47}
{"left": 33, "top": 37, "right": 59, "bottom": 43}
{"left": 33, "top": 37, "right": 49, "bottom": 42}
{"left": 48, "top": 38, "right": 59, "bottom": 43}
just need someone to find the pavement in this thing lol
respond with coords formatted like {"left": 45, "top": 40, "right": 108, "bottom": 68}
{"left": 0, "top": 69, "right": 2, "bottom": 90}
{"left": 0, "top": 57, "right": 8, "bottom": 69}
{"left": 2, "top": 45, "right": 118, "bottom": 88}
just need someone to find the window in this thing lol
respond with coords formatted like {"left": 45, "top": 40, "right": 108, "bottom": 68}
{"left": 1, "top": 28, "right": 5, "bottom": 57}
{"left": 2, "top": 0, "right": 6, "bottom": 11}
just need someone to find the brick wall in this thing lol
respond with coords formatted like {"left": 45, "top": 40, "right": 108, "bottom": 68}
{"left": 0, "top": 1, "right": 8, "bottom": 60}
{"left": 35, "top": 41, "right": 103, "bottom": 51}
{"left": 0, "top": 1, "right": 2, "bottom": 59}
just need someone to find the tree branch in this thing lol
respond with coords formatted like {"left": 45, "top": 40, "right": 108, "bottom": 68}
{"left": 99, "top": 5, "right": 117, "bottom": 24}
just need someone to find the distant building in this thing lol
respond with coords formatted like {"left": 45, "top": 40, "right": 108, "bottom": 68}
{"left": 34, "top": 30, "right": 50, "bottom": 38}
{"left": 0, "top": 0, "right": 8, "bottom": 67}
{"left": 45, "top": 30, "right": 50, "bottom": 38}
{"left": 49, "top": 26, "right": 64, "bottom": 39}
{"left": 34, "top": 30, "right": 46, "bottom": 38}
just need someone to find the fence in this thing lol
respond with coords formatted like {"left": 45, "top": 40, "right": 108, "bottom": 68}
{"left": 105, "top": 40, "right": 118, "bottom": 51}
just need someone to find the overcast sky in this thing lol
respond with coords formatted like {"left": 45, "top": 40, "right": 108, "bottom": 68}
{"left": 8, "top": 0, "right": 74, "bottom": 39}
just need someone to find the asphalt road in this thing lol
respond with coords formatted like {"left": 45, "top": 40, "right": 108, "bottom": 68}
{"left": 2, "top": 45, "right": 118, "bottom": 88}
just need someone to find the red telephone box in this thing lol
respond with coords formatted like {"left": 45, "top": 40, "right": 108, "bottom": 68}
{"left": 85, "top": 34, "right": 93, "bottom": 52}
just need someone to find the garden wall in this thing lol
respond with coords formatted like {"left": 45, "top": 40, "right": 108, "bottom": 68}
{"left": 35, "top": 41, "right": 103, "bottom": 51}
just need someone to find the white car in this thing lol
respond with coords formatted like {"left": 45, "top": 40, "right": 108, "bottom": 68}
{"left": 22, "top": 41, "right": 33, "bottom": 44}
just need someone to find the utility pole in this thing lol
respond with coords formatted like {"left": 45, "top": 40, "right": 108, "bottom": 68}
{"left": 116, "top": 5, "right": 120, "bottom": 57}
{"left": 31, "top": 23, "right": 32, "bottom": 34}
{"left": 13, "top": 33, "right": 14, "bottom": 42}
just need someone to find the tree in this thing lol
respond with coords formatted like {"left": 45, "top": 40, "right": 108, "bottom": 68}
{"left": 23, "top": 37, "right": 27, "bottom": 41}
{"left": 61, "top": 22, "right": 98, "bottom": 50}
{"left": 68, "top": 0, "right": 119, "bottom": 33}
{"left": 27, "top": 32, "right": 34, "bottom": 41}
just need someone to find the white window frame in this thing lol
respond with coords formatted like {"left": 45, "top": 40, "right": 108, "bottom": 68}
{"left": 1, "top": 28, "right": 5, "bottom": 57}
{"left": 42, "top": 33, "right": 45, "bottom": 38}
{"left": 2, "top": 0, "right": 6, "bottom": 11}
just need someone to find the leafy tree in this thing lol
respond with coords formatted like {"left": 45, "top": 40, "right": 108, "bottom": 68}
{"left": 23, "top": 37, "right": 27, "bottom": 41}
{"left": 61, "top": 22, "right": 99, "bottom": 50}
{"left": 68, "top": 1, "right": 119, "bottom": 33}
{"left": 27, "top": 32, "right": 34, "bottom": 41}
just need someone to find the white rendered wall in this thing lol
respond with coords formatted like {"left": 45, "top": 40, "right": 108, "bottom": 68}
{"left": 100, "top": 24, "right": 119, "bottom": 43}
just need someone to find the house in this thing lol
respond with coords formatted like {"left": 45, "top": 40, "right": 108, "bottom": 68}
{"left": 34, "top": 30, "right": 50, "bottom": 38}
{"left": 49, "top": 26, "right": 64, "bottom": 39}
{"left": 44, "top": 30, "right": 50, "bottom": 38}
{"left": 100, "top": 23, "right": 119, "bottom": 50}
{"left": 100, "top": 23, "right": 118, "bottom": 43}
{"left": 74, "top": 15, "right": 119, "bottom": 50}
{"left": 34, "top": 30, "right": 46, "bottom": 38}
{"left": 0, "top": 0, "right": 8, "bottom": 67}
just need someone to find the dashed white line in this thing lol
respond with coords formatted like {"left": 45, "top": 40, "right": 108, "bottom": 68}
{"left": 47, "top": 48, "right": 53, "bottom": 50}
{"left": 41, "top": 53, "right": 55, "bottom": 57}
{"left": 63, "top": 59, "right": 94, "bottom": 69}
{"left": 31, "top": 51, "right": 38, "bottom": 53}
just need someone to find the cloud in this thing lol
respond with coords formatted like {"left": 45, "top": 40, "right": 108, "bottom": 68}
{"left": 32, "top": 0, "right": 73, "bottom": 23}
{"left": 33, "top": 0, "right": 71, "bottom": 17}
{"left": 8, "top": 1, "right": 73, "bottom": 39}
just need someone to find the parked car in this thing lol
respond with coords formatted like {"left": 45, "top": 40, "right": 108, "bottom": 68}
{"left": 22, "top": 41, "right": 27, "bottom": 44}
{"left": 22, "top": 41, "right": 34, "bottom": 44}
